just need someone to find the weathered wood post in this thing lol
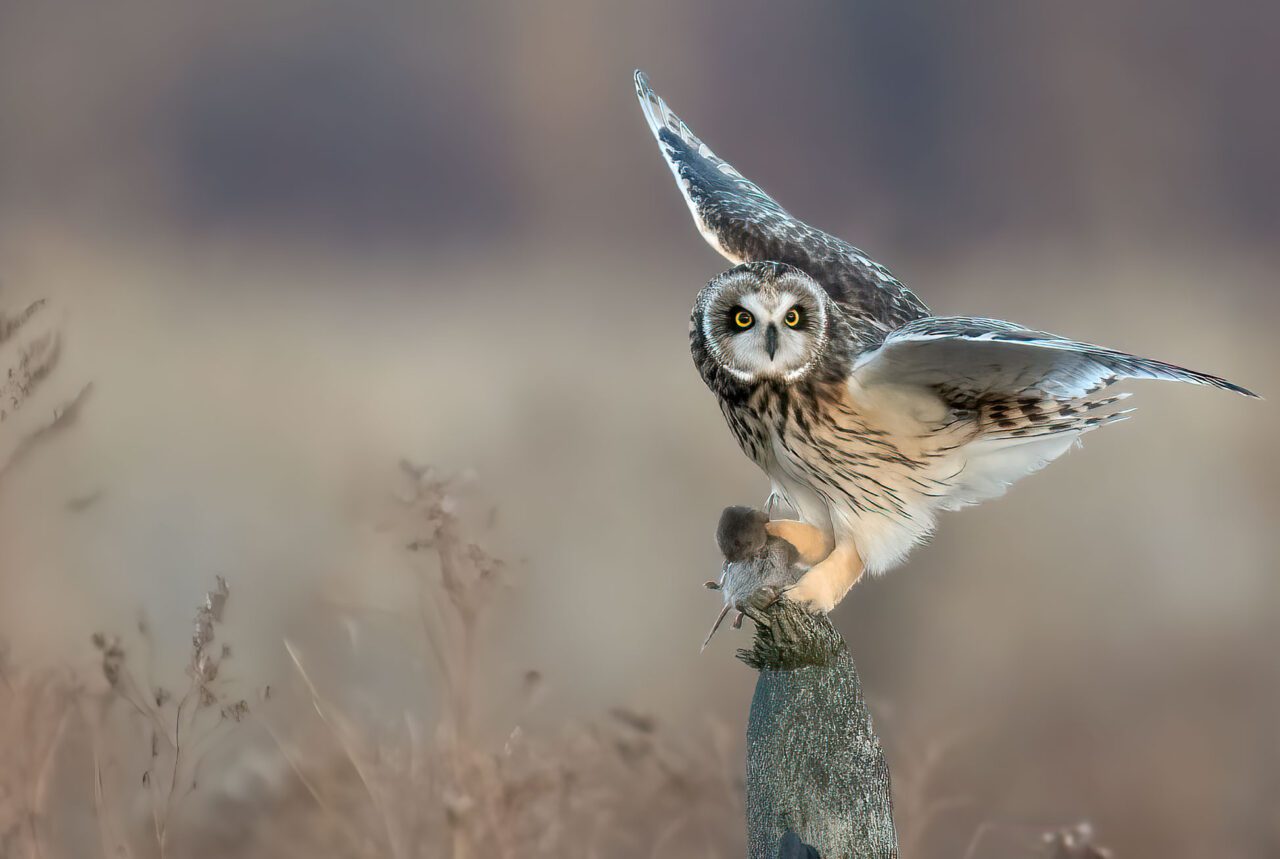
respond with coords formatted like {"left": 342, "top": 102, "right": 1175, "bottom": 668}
{"left": 715, "top": 507, "right": 897, "bottom": 859}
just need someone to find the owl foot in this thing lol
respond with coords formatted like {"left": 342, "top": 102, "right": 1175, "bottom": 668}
{"left": 734, "top": 585, "right": 789, "bottom": 632}
{"left": 743, "top": 584, "right": 783, "bottom": 613}
{"left": 763, "top": 520, "right": 834, "bottom": 567}
{"left": 781, "top": 544, "right": 864, "bottom": 615}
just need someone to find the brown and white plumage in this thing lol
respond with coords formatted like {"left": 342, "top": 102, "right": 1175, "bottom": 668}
{"left": 637, "top": 71, "right": 1259, "bottom": 613}
{"left": 635, "top": 70, "right": 927, "bottom": 345}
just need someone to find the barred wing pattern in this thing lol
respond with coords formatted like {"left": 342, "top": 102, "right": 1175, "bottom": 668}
{"left": 635, "top": 70, "right": 928, "bottom": 338}
{"left": 852, "top": 317, "right": 1259, "bottom": 403}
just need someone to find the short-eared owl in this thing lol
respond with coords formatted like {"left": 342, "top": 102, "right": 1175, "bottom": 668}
{"left": 635, "top": 71, "right": 1257, "bottom": 615}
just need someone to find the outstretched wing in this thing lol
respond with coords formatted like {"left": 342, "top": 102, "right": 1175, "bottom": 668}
{"left": 634, "top": 70, "right": 929, "bottom": 333}
{"left": 852, "top": 316, "right": 1259, "bottom": 402}
{"left": 845, "top": 316, "right": 1255, "bottom": 523}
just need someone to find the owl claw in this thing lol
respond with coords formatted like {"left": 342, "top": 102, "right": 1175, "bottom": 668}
{"left": 779, "top": 544, "right": 864, "bottom": 615}
{"left": 778, "top": 580, "right": 837, "bottom": 615}
{"left": 742, "top": 585, "right": 783, "bottom": 613}
{"left": 789, "top": 596, "right": 834, "bottom": 616}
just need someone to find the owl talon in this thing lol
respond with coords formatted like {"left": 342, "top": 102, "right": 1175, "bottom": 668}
{"left": 780, "top": 580, "right": 838, "bottom": 615}
{"left": 782, "top": 543, "right": 864, "bottom": 615}
{"left": 787, "top": 595, "right": 834, "bottom": 616}
{"left": 741, "top": 585, "right": 783, "bottom": 613}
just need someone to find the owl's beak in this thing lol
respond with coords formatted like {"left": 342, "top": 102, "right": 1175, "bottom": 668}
{"left": 765, "top": 324, "right": 779, "bottom": 359}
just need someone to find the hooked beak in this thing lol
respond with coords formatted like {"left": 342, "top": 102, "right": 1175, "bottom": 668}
{"left": 765, "top": 324, "right": 778, "bottom": 360}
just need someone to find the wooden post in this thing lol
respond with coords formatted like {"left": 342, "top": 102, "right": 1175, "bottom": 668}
{"left": 718, "top": 510, "right": 898, "bottom": 859}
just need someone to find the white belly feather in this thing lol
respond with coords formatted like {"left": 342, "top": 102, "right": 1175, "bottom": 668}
{"left": 766, "top": 382, "right": 1091, "bottom": 575}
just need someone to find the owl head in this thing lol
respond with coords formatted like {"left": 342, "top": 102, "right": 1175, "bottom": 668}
{"left": 693, "top": 262, "right": 833, "bottom": 384}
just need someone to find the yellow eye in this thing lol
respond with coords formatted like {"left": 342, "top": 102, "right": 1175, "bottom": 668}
{"left": 733, "top": 310, "right": 754, "bottom": 329}
{"left": 784, "top": 308, "right": 802, "bottom": 327}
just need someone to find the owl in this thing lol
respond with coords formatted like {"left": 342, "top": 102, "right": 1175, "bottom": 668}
{"left": 635, "top": 71, "right": 1258, "bottom": 615}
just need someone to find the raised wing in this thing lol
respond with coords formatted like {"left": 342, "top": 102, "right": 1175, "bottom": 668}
{"left": 852, "top": 316, "right": 1259, "bottom": 403}
{"left": 634, "top": 70, "right": 929, "bottom": 333}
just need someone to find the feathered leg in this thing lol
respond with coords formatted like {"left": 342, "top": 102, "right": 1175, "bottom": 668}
{"left": 784, "top": 540, "right": 864, "bottom": 614}
{"left": 763, "top": 520, "right": 834, "bottom": 566}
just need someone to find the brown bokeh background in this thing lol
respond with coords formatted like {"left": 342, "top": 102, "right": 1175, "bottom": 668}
{"left": 1, "top": 2, "right": 1278, "bottom": 857}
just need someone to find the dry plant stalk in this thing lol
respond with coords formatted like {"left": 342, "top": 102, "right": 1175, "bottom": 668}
{"left": 0, "top": 644, "right": 78, "bottom": 859}
{"left": 882, "top": 717, "right": 1117, "bottom": 859}
{"left": 1042, "top": 823, "right": 1113, "bottom": 859}
{"left": 0, "top": 292, "right": 90, "bottom": 859}
{"left": 0, "top": 292, "right": 92, "bottom": 482}
{"left": 397, "top": 461, "right": 505, "bottom": 742}
{"left": 957, "top": 819, "right": 1114, "bottom": 859}
{"left": 87, "top": 576, "right": 252, "bottom": 857}
{"left": 0, "top": 450, "right": 1108, "bottom": 857}
{"left": 275, "top": 462, "right": 747, "bottom": 859}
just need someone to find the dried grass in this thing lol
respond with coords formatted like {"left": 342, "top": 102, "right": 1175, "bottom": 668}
{"left": 263, "top": 462, "right": 748, "bottom": 859}
{"left": 0, "top": 292, "right": 91, "bottom": 483}
{"left": 0, "top": 644, "right": 78, "bottom": 858}
{"left": 0, "top": 419, "right": 1111, "bottom": 857}
{"left": 0, "top": 463, "right": 749, "bottom": 858}
{"left": 84, "top": 577, "right": 253, "bottom": 857}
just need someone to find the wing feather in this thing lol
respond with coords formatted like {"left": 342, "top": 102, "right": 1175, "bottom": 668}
{"left": 634, "top": 70, "right": 929, "bottom": 332}
{"left": 852, "top": 317, "right": 1259, "bottom": 401}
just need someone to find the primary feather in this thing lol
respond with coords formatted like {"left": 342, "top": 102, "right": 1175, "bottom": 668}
{"left": 855, "top": 317, "right": 1258, "bottom": 400}
{"left": 635, "top": 70, "right": 928, "bottom": 342}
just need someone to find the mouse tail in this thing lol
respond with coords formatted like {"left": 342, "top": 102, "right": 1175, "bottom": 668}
{"left": 700, "top": 603, "right": 734, "bottom": 652}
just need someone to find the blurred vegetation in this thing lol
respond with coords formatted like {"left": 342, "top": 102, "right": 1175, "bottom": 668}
{"left": 0, "top": 2, "right": 1277, "bottom": 857}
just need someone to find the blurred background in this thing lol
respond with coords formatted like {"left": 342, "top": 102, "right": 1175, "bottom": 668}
{"left": 1, "top": 1, "right": 1277, "bottom": 857}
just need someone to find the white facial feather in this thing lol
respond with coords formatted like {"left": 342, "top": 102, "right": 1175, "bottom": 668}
{"left": 701, "top": 271, "right": 830, "bottom": 384}
{"left": 723, "top": 293, "right": 811, "bottom": 378}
